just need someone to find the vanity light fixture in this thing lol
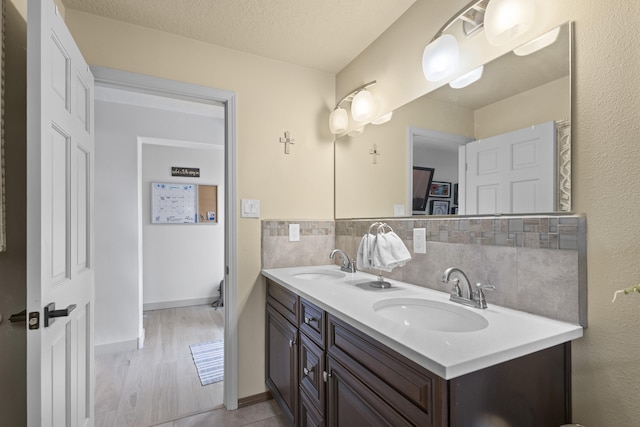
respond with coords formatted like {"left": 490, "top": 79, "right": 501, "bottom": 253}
{"left": 449, "top": 65, "right": 484, "bottom": 89}
{"left": 422, "top": 0, "right": 537, "bottom": 83}
{"left": 330, "top": 80, "right": 392, "bottom": 135}
{"left": 484, "top": 0, "right": 536, "bottom": 46}
{"left": 421, "top": 0, "right": 488, "bottom": 82}
{"left": 351, "top": 89, "right": 374, "bottom": 122}
{"left": 329, "top": 107, "right": 349, "bottom": 134}
{"left": 422, "top": 34, "right": 460, "bottom": 82}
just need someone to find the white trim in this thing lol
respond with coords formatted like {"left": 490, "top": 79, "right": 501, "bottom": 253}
{"left": 95, "top": 338, "right": 139, "bottom": 355}
{"left": 143, "top": 297, "right": 220, "bottom": 311}
{"left": 91, "top": 66, "right": 239, "bottom": 410}
{"left": 139, "top": 136, "right": 224, "bottom": 151}
{"left": 406, "top": 126, "right": 472, "bottom": 213}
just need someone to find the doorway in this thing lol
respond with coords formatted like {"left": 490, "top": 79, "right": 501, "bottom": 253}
{"left": 91, "top": 67, "right": 238, "bottom": 413}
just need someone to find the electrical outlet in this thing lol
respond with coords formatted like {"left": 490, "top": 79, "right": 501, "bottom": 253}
{"left": 413, "top": 228, "right": 426, "bottom": 254}
{"left": 289, "top": 224, "right": 300, "bottom": 242}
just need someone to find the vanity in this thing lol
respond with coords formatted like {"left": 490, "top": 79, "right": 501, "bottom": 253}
{"left": 262, "top": 265, "right": 583, "bottom": 427}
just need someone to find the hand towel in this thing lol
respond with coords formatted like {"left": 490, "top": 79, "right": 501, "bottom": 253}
{"left": 356, "top": 232, "right": 375, "bottom": 270}
{"left": 372, "top": 231, "right": 411, "bottom": 271}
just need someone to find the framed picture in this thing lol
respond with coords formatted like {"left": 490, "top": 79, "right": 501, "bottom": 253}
{"left": 429, "top": 200, "right": 450, "bottom": 216}
{"left": 429, "top": 181, "right": 451, "bottom": 198}
{"left": 412, "top": 166, "right": 435, "bottom": 212}
{"left": 453, "top": 183, "right": 459, "bottom": 205}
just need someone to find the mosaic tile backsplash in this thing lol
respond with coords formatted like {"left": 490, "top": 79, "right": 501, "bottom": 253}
{"left": 262, "top": 216, "right": 587, "bottom": 326}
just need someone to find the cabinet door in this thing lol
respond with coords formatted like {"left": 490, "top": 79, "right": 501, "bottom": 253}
{"left": 266, "top": 305, "right": 298, "bottom": 425}
{"left": 299, "top": 333, "right": 325, "bottom": 414}
{"left": 300, "top": 388, "right": 325, "bottom": 427}
{"left": 326, "top": 356, "right": 418, "bottom": 427}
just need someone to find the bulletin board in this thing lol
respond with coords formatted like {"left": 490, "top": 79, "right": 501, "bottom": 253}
{"left": 151, "top": 183, "right": 219, "bottom": 224}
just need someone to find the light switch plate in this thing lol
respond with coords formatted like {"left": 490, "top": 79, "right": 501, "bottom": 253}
{"left": 413, "top": 228, "right": 426, "bottom": 254}
{"left": 289, "top": 224, "right": 300, "bottom": 242}
{"left": 241, "top": 199, "right": 260, "bottom": 218}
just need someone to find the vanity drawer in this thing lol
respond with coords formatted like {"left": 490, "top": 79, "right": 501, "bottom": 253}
{"left": 327, "top": 314, "right": 446, "bottom": 421}
{"left": 299, "top": 332, "right": 326, "bottom": 414}
{"left": 299, "top": 298, "right": 325, "bottom": 347}
{"left": 267, "top": 279, "right": 299, "bottom": 325}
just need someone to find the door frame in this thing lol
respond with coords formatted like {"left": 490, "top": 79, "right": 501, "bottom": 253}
{"left": 90, "top": 66, "right": 239, "bottom": 410}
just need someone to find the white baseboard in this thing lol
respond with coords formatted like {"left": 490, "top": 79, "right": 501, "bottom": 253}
{"left": 138, "top": 328, "right": 145, "bottom": 349}
{"left": 95, "top": 338, "right": 139, "bottom": 355}
{"left": 143, "top": 297, "right": 219, "bottom": 311}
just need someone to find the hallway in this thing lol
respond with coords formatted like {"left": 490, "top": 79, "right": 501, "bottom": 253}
{"left": 95, "top": 305, "right": 225, "bottom": 426}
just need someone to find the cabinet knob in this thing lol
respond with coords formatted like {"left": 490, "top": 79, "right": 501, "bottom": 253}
{"left": 288, "top": 338, "right": 296, "bottom": 348}
{"left": 303, "top": 367, "right": 313, "bottom": 376}
{"left": 323, "top": 371, "right": 332, "bottom": 382}
{"left": 304, "top": 316, "right": 315, "bottom": 324}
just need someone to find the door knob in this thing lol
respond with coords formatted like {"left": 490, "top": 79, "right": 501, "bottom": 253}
{"left": 44, "top": 303, "right": 77, "bottom": 327}
{"left": 9, "top": 310, "right": 27, "bottom": 323}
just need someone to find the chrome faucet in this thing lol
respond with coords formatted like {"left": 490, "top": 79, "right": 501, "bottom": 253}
{"left": 330, "top": 249, "right": 356, "bottom": 273}
{"left": 441, "top": 267, "right": 495, "bottom": 309}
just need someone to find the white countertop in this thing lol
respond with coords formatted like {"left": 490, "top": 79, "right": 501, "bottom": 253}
{"left": 262, "top": 265, "right": 583, "bottom": 380}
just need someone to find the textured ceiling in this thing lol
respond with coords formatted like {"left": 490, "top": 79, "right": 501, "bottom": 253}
{"left": 60, "top": 0, "right": 417, "bottom": 73}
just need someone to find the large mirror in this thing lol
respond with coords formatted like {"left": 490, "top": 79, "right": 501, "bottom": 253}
{"left": 335, "top": 22, "right": 571, "bottom": 219}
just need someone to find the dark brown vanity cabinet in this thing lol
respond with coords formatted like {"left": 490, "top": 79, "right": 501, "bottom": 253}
{"left": 265, "top": 279, "right": 572, "bottom": 427}
{"left": 266, "top": 281, "right": 299, "bottom": 425}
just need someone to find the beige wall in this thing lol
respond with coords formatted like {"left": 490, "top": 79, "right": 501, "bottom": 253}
{"left": 338, "top": 0, "right": 640, "bottom": 424}
{"left": 62, "top": 11, "right": 335, "bottom": 398}
{"left": 0, "top": 0, "right": 27, "bottom": 424}
{"left": 474, "top": 75, "right": 570, "bottom": 139}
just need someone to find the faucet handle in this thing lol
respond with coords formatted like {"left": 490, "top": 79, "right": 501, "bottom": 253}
{"left": 474, "top": 283, "right": 495, "bottom": 309}
{"left": 476, "top": 283, "right": 495, "bottom": 292}
{"left": 447, "top": 278, "right": 462, "bottom": 297}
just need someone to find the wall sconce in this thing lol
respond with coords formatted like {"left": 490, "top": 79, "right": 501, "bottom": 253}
{"left": 329, "top": 80, "right": 393, "bottom": 135}
{"left": 484, "top": 0, "right": 536, "bottom": 46}
{"left": 422, "top": 0, "right": 537, "bottom": 83}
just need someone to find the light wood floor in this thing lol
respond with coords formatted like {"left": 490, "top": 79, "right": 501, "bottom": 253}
{"left": 95, "top": 305, "right": 225, "bottom": 427}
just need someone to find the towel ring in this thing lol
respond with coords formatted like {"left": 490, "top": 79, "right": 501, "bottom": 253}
{"left": 376, "top": 223, "right": 393, "bottom": 235}
{"left": 368, "top": 222, "right": 383, "bottom": 235}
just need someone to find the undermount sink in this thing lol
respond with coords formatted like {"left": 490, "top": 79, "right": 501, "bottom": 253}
{"left": 293, "top": 270, "right": 346, "bottom": 280}
{"left": 372, "top": 298, "right": 489, "bottom": 333}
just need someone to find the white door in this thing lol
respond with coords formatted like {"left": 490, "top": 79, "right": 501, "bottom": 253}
{"left": 463, "top": 121, "right": 556, "bottom": 214}
{"left": 27, "top": 1, "right": 95, "bottom": 426}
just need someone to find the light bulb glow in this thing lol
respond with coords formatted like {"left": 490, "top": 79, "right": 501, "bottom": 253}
{"left": 422, "top": 34, "right": 460, "bottom": 82}
{"left": 449, "top": 65, "right": 484, "bottom": 89}
{"left": 351, "top": 90, "right": 374, "bottom": 122}
{"left": 484, "top": 0, "right": 536, "bottom": 46}
{"left": 329, "top": 107, "right": 348, "bottom": 134}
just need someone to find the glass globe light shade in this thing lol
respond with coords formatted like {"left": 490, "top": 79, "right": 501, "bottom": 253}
{"left": 329, "top": 107, "right": 349, "bottom": 134}
{"left": 351, "top": 90, "right": 375, "bottom": 122}
{"left": 422, "top": 34, "right": 460, "bottom": 82}
{"left": 484, "top": 0, "right": 536, "bottom": 46}
{"left": 449, "top": 65, "right": 484, "bottom": 89}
